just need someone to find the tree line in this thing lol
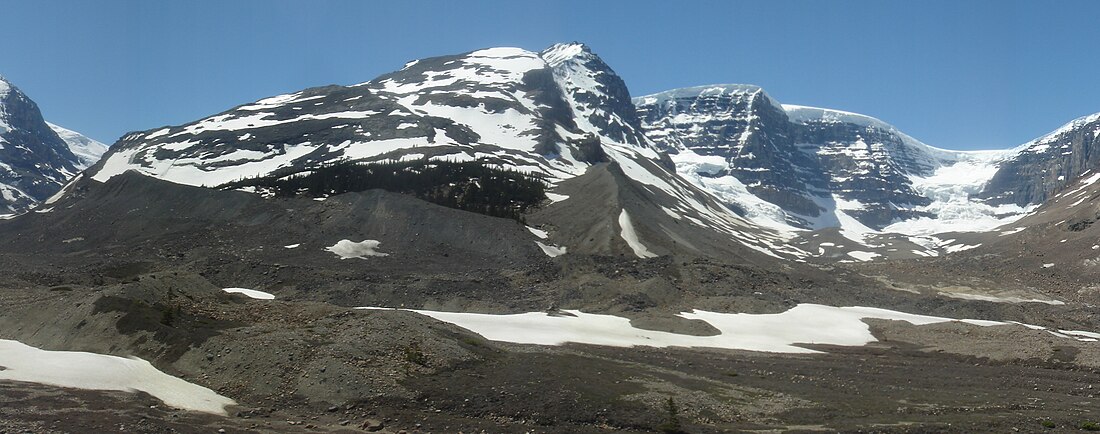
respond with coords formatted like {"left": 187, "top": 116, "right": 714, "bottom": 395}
{"left": 220, "top": 158, "right": 548, "bottom": 221}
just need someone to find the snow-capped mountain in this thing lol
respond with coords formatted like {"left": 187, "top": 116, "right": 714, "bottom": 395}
{"left": 84, "top": 44, "right": 809, "bottom": 261}
{"left": 635, "top": 85, "right": 1031, "bottom": 238}
{"left": 47, "top": 122, "right": 108, "bottom": 169}
{"left": 980, "top": 112, "right": 1100, "bottom": 206}
{"left": 0, "top": 76, "right": 105, "bottom": 214}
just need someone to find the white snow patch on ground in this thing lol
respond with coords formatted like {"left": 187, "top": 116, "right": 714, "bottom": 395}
{"left": 545, "top": 192, "right": 569, "bottom": 203}
{"left": 1060, "top": 330, "right": 1100, "bottom": 340}
{"left": 944, "top": 243, "right": 981, "bottom": 253}
{"left": 326, "top": 239, "right": 389, "bottom": 259}
{"left": 284, "top": 243, "right": 300, "bottom": 249}
{"left": 999, "top": 227, "right": 1026, "bottom": 236}
{"left": 526, "top": 226, "right": 548, "bottom": 239}
{"left": 360, "top": 304, "right": 1088, "bottom": 354}
{"left": 846, "top": 251, "right": 880, "bottom": 261}
{"left": 534, "top": 241, "right": 567, "bottom": 257}
{"left": 221, "top": 288, "right": 275, "bottom": 300}
{"left": 939, "top": 292, "right": 1064, "bottom": 305}
{"left": 0, "top": 339, "right": 236, "bottom": 414}
{"left": 1042, "top": 263, "right": 1055, "bottom": 268}
{"left": 618, "top": 210, "right": 658, "bottom": 258}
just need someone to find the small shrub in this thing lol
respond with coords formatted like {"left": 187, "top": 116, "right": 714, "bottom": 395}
{"left": 656, "top": 397, "right": 686, "bottom": 434}
{"left": 1081, "top": 421, "right": 1100, "bottom": 431}
{"left": 1040, "top": 420, "right": 1055, "bottom": 428}
{"left": 220, "top": 159, "right": 548, "bottom": 221}
{"left": 403, "top": 342, "right": 428, "bottom": 366}
{"left": 461, "top": 336, "right": 483, "bottom": 347}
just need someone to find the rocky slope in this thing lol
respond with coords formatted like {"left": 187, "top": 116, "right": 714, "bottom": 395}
{"left": 980, "top": 112, "right": 1100, "bottom": 206}
{"left": 0, "top": 76, "right": 106, "bottom": 214}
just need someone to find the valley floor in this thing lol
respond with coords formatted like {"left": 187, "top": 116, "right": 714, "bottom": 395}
{"left": 2, "top": 278, "right": 1099, "bottom": 433}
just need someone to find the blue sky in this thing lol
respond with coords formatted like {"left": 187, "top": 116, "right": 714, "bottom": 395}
{"left": 1, "top": 0, "right": 1098, "bottom": 150}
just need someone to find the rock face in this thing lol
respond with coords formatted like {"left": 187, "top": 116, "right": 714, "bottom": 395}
{"left": 0, "top": 76, "right": 104, "bottom": 213}
{"left": 980, "top": 113, "right": 1100, "bottom": 206}
{"left": 635, "top": 86, "right": 1021, "bottom": 231}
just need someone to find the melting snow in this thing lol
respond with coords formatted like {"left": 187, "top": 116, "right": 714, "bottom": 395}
{"left": 361, "top": 304, "right": 1094, "bottom": 354}
{"left": 846, "top": 251, "right": 880, "bottom": 261}
{"left": 326, "top": 239, "right": 389, "bottom": 259}
{"left": 526, "top": 226, "right": 548, "bottom": 239}
{"left": 944, "top": 243, "right": 981, "bottom": 253}
{"left": 545, "top": 192, "right": 569, "bottom": 203}
{"left": 535, "top": 241, "right": 567, "bottom": 257}
{"left": 940, "top": 292, "right": 1064, "bottom": 305}
{"left": 618, "top": 210, "right": 658, "bottom": 258}
{"left": 0, "top": 339, "right": 236, "bottom": 414}
{"left": 221, "top": 288, "right": 275, "bottom": 300}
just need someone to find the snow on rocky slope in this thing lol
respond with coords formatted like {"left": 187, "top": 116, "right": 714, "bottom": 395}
{"left": 83, "top": 44, "right": 810, "bottom": 261}
{"left": 634, "top": 85, "right": 1099, "bottom": 259}
{"left": 47, "top": 122, "right": 108, "bottom": 169}
{"left": 0, "top": 76, "right": 104, "bottom": 214}
{"left": 67, "top": 44, "right": 1100, "bottom": 262}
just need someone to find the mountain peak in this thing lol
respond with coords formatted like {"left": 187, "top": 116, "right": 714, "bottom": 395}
{"left": 540, "top": 42, "right": 593, "bottom": 67}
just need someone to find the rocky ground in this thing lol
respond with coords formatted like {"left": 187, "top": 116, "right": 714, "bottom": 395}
{"left": 3, "top": 266, "right": 1100, "bottom": 433}
{"left": 3, "top": 177, "right": 1100, "bottom": 433}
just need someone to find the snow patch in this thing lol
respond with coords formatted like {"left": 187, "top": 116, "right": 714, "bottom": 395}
{"left": 526, "top": 226, "right": 548, "bottom": 239}
{"left": 326, "top": 239, "right": 389, "bottom": 259}
{"left": 221, "top": 288, "right": 275, "bottom": 300}
{"left": 618, "top": 209, "right": 657, "bottom": 258}
{"left": 535, "top": 241, "right": 567, "bottom": 257}
{"left": 363, "top": 304, "right": 1088, "bottom": 354}
{"left": 846, "top": 251, "right": 880, "bottom": 261}
{"left": 939, "top": 292, "right": 1063, "bottom": 305}
{"left": 0, "top": 339, "right": 236, "bottom": 414}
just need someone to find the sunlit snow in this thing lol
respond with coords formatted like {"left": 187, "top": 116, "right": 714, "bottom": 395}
{"left": 325, "top": 239, "right": 389, "bottom": 259}
{"left": 0, "top": 339, "right": 236, "bottom": 414}
{"left": 222, "top": 288, "right": 275, "bottom": 300}
{"left": 618, "top": 209, "right": 657, "bottom": 258}
{"left": 360, "top": 304, "right": 1096, "bottom": 354}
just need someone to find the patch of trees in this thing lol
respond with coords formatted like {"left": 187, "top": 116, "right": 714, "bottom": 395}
{"left": 220, "top": 158, "right": 547, "bottom": 221}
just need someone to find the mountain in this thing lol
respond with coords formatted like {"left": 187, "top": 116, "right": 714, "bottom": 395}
{"left": 47, "top": 122, "right": 108, "bottom": 169}
{"left": 634, "top": 85, "right": 1036, "bottom": 239}
{"left": 979, "top": 112, "right": 1100, "bottom": 206}
{"left": 7, "top": 42, "right": 1100, "bottom": 433}
{"left": 0, "top": 76, "right": 106, "bottom": 214}
{"left": 84, "top": 44, "right": 809, "bottom": 261}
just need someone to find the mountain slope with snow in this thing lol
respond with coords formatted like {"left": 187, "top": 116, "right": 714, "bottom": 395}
{"left": 83, "top": 44, "right": 810, "bottom": 261}
{"left": 0, "top": 76, "right": 98, "bottom": 214}
{"left": 635, "top": 85, "right": 1035, "bottom": 242}
{"left": 47, "top": 122, "right": 108, "bottom": 169}
{"left": 980, "top": 112, "right": 1100, "bottom": 207}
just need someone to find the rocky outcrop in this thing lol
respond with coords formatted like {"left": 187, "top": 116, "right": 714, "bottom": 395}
{"left": 980, "top": 113, "right": 1100, "bottom": 206}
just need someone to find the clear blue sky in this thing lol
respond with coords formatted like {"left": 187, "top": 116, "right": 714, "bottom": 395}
{"left": 1, "top": 0, "right": 1098, "bottom": 150}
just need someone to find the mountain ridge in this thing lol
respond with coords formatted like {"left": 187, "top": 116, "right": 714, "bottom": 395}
{"left": 0, "top": 76, "right": 106, "bottom": 214}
